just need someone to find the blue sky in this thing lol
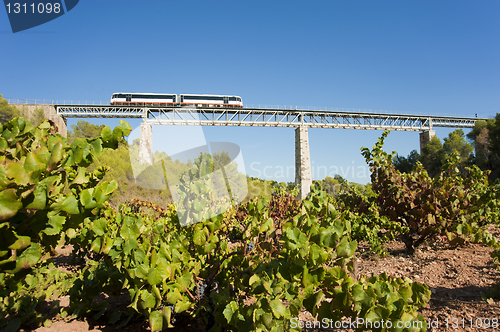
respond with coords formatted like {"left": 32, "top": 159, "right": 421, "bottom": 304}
{"left": 1, "top": 1, "right": 499, "bottom": 184}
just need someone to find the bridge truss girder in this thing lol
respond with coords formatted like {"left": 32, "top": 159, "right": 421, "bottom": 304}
{"left": 56, "top": 105, "right": 479, "bottom": 130}
{"left": 142, "top": 107, "right": 477, "bottom": 131}
{"left": 56, "top": 105, "right": 145, "bottom": 118}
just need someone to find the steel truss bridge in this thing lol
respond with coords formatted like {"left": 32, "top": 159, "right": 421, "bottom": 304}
{"left": 56, "top": 105, "right": 480, "bottom": 131}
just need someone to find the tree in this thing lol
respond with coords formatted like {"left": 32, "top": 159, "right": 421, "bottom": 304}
{"left": 467, "top": 119, "right": 495, "bottom": 171}
{"left": 465, "top": 115, "right": 500, "bottom": 181}
{"left": 393, "top": 150, "right": 420, "bottom": 174}
{"left": 213, "top": 151, "right": 232, "bottom": 171}
{"left": 443, "top": 129, "right": 473, "bottom": 168}
{"left": 420, "top": 130, "right": 474, "bottom": 178}
{"left": 68, "top": 120, "right": 106, "bottom": 142}
{"left": 486, "top": 114, "right": 500, "bottom": 180}
{"left": 467, "top": 119, "right": 492, "bottom": 142}
{"left": 0, "top": 94, "right": 20, "bottom": 124}
{"left": 487, "top": 114, "right": 500, "bottom": 163}
{"left": 419, "top": 136, "right": 445, "bottom": 178}
{"left": 321, "top": 176, "right": 341, "bottom": 195}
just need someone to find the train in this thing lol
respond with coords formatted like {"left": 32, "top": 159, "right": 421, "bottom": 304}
{"left": 110, "top": 93, "right": 243, "bottom": 108}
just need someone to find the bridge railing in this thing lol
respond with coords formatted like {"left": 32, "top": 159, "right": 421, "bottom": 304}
{"left": 7, "top": 98, "right": 109, "bottom": 106}
{"left": 7, "top": 98, "right": 55, "bottom": 105}
{"left": 245, "top": 104, "right": 411, "bottom": 114}
{"left": 243, "top": 104, "right": 467, "bottom": 117}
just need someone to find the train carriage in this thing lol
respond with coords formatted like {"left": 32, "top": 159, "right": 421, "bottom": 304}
{"left": 110, "top": 93, "right": 243, "bottom": 107}
{"left": 110, "top": 93, "right": 176, "bottom": 106}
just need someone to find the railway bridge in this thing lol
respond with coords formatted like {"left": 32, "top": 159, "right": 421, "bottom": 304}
{"left": 52, "top": 104, "right": 481, "bottom": 199}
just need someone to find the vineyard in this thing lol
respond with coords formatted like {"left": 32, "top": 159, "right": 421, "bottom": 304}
{"left": 1, "top": 118, "right": 499, "bottom": 331}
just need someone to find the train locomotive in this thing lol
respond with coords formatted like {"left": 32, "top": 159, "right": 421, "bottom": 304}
{"left": 110, "top": 93, "right": 243, "bottom": 108}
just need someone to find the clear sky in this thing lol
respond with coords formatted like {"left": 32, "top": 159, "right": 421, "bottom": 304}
{"left": 1, "top": 1, "right": 499, "bottom": 184}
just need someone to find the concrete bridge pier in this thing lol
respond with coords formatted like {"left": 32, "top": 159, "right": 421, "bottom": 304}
{"left": 139, "top": 123, "right": 153, "bottom": 165}
{"left": 419, "top": 129, "right": 436, "bottom": 154}
{"left": 295, "top": 126, "right": 312, "bottom": 200}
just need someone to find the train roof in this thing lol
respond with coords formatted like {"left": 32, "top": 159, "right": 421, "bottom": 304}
{"left": 112, "top": 93, "right": 241, "bottom": 97}
{"left": 112, "top": 92, "right": 175, "bottom": 95}
{"left": 180, "top": 94, "right": 241, "bottom": 97}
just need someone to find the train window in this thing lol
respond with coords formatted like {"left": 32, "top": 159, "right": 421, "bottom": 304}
{"left": 186, "top": 96, "right": 200, "bottom": 100}
{"left": 184, "top": 95, "right": 223, "bottom": 101}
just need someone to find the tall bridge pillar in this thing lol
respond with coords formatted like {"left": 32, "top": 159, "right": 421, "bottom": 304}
{"left": 419, "top": 130, "right": 436, "bottom": 154}
{"left": 295, "top": 126, "right": 312, "bottom": 200}
{"left": 139, "top": 123, "right": 153, "bottom": 165}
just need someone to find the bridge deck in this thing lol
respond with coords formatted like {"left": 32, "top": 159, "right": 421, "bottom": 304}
{"left": 56, "top": 105, "right": 479, "bottom": 131}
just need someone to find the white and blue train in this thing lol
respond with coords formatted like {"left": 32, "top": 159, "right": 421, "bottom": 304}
{"left": 110, "top": 93, "right": 243, "bottom": 108}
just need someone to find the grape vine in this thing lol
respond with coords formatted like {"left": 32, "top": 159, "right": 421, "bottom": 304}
{"left": 0, "top": 117, "right": 132, "bottom": 330}
{"left": 8, "top": 120, "right": 485, "bottom": 331}
{"left": 361, "top": 130, "right": 500, "bottom": 252}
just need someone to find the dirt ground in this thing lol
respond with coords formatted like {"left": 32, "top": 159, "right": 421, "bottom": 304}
{"left": 296, "top": 231, "right": 500, "bottom": 332}
{"left": 13, "top": 232, "right": 500, "bottom": 332}
{"left": 356, "top": 239, "right": 500, "bottom": 332}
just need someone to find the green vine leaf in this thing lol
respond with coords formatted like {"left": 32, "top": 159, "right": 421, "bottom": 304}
{"left": 0, "top": 189, "right": 22, "bottom": 221}
{"left": 269, "top": 299, "right": 287, "bottom": 319}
